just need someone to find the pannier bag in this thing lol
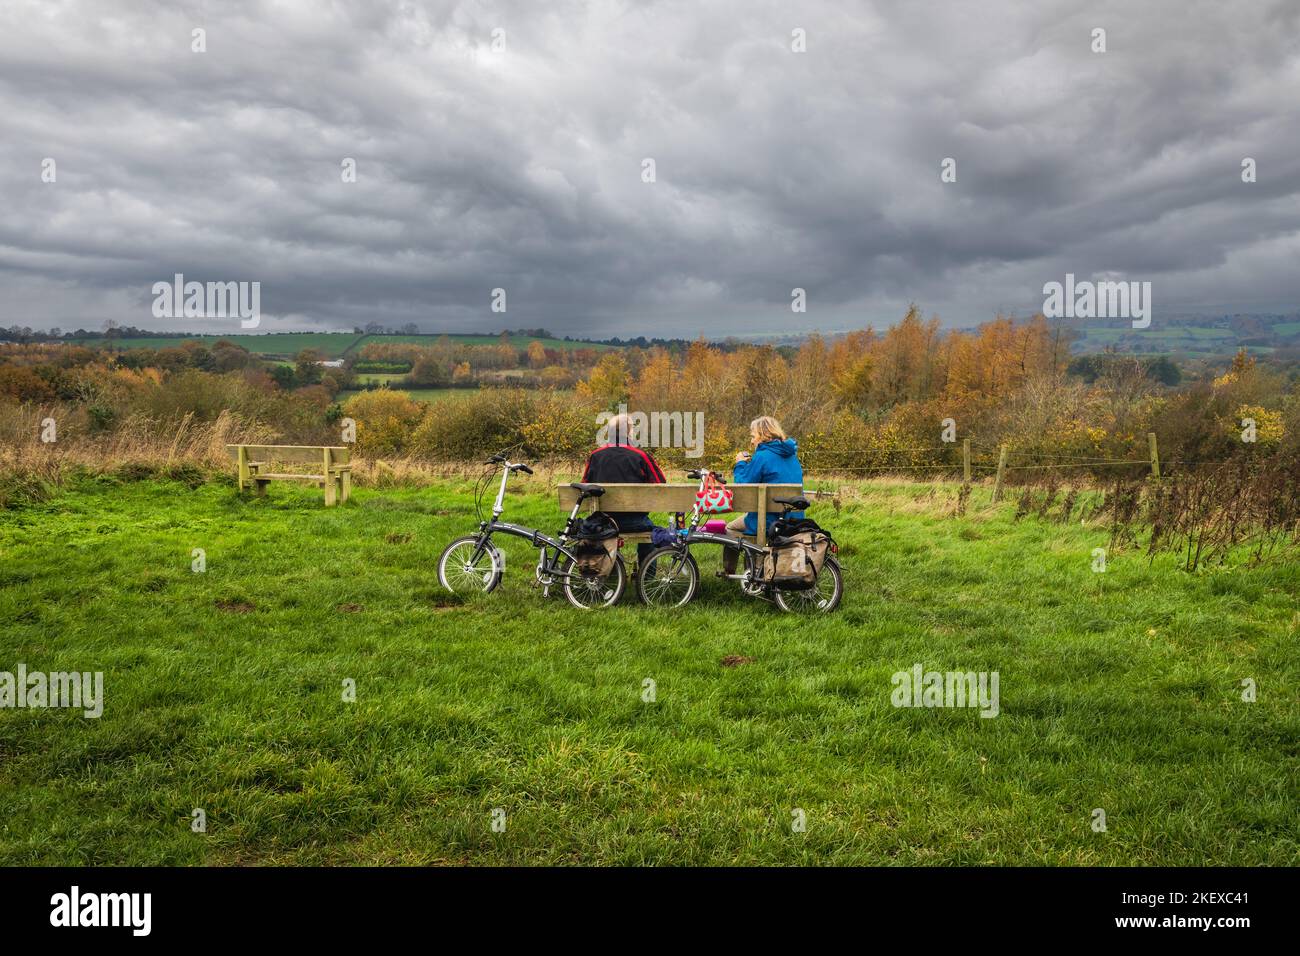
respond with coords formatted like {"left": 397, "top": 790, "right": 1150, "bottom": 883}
{"left": 571, "top": 513, "right": 620, "bottom": 577}
{"left": 759, "top": 517, "right": 832, "bottom": 590}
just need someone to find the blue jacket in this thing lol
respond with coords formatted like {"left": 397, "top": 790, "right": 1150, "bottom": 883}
{"left": 732, "top": 438, "right": 804, "bottom": 535}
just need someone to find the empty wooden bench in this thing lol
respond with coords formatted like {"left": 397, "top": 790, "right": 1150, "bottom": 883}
{"left": 555, "top": 482, "right": 814, "bottom": 551}
{"left": 227, "top": 445, "right": 353, "bottom": 506}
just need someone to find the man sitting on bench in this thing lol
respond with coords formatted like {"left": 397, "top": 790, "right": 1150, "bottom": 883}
{"left": 582, "top": 412, "right": 666, "bottom": 563}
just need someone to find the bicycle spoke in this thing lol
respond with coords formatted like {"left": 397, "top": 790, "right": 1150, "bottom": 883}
{"left": 440, "top": 541, "right": 498, "bottom": 594}
{"left": 641, "top": 552, "right": 693, "bottom": 606}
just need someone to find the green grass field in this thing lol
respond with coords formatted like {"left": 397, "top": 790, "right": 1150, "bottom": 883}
{"left": 401, "top": 388, "right": 482, "bottom": 403}
{"left": 341, "top": 386, "right": 575, "bottom": 404}
{"left": 364, "top": 334, "right": 609, "bottom": 352}
{"left": 70, "top": 332, "right": 609, "bottom": 360}
{"left": 1073, "top": 326, "right": 1237, "bottom": 348}
{"left": 338, "top": 386, "right": 484, "bottom": 404}
{"left": 71, "top": 332, "right": 366, "bottom": 359}
{"left": 0, "top": 475, "right": 1295, "bottom": 865}
{"left": 354, "top": 373, "right": 408, "bottom": 386}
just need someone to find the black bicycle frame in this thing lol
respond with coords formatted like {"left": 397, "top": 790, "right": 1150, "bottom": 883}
{"left": 682, "top": 530, "right": 762, "bottom": 553}
{"left": 477, "top": 520, "right": 579, "bottom": 565}
{"left": 466, "top": 468, "right": 593, "bottom": 580}
{"left": 657, "top": 469, "right": 801, "bottom": 584}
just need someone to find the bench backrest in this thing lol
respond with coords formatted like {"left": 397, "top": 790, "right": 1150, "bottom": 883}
{"left": 226, "top": 445, "right": 351, "bottom": 465}
{"left": 556, "top": 482, "right": 807, "bottom": 514}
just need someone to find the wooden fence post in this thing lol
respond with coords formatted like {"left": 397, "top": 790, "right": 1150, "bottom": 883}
{"left": 962, "top": 438, "right": 971, "bottom": 482}
{"left": 323, "top": 448, "right": 337, "bottom": 506}
{"left": 992, "top": 445, "right": 1008, "bottom": 502}
{"left": 1148, "top": 432, "right": 1160, "bottom": 479}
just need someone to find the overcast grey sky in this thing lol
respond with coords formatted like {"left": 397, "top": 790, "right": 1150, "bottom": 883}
{"left": 2, "top": 0, "right": 1298, "bottom": 337}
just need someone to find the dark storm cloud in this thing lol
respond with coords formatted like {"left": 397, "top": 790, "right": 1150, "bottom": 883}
{"left": 1, "top": 0, "right": 1297, "bottom": 336}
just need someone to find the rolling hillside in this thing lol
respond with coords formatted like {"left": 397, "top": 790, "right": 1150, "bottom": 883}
{"left": 67, "top": 332, "right": 611, "bottom": 360}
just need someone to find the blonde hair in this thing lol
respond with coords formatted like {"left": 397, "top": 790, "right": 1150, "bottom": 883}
{"left": 750, "top": 415, "right": 786, "bottom": 444}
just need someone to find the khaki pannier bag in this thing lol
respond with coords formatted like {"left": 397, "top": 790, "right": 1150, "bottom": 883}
{"left": 570, "top": 513, "right": 620, "bottom": 577}
{"left": 760, "top": 519, "right": 832, "bottom": 590}
{"left": 572, "top": 537, "right": 618, "bottom": 577}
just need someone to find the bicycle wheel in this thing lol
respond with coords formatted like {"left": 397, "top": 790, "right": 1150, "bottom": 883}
{"left": 773, "top": 555, "right": 843, "bottom": 613}
{"left": 635, "top": 547, "right": 700, "bottom": 607}
{"left": 560, "top": 555, "right": 627, "bottom": 609}
{"left": 738, "top": 548, "right": 766, "bottom": 596}
{"left": 437, "top": 535, "right": 503, "bottom": 594}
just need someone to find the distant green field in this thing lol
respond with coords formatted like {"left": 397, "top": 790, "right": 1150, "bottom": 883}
{"left": 72, "top": 333, "right": 365, "bottom": 359}
{"left": 68, "top": 332, "right": 611, "bottom": 360}
{"left": 404, "top": 388, "right": 477, "bottom": 402}
{"left": 1076, "top": 326, "right": 1234, "bottom": 344}
{"left": 1069, "top": 325, "right": 1252, "bottom": 358}
{"left": 339, "top": 386, "right": 575, "bottom": 405}
{"left": 360, "top": 334, "right": 610, "bottom": 353}
{"left": 339, "top": 387, "right": 482, "bottom": 404}
{"left": 356, "top": 373, "right": 407, "bottom": 386}
{"left": 1273, "top": 322, "right": 1300, "bottom": 336}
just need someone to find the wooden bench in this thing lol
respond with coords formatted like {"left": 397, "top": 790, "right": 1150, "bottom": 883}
{"left": 227, "top": 445, "right": 353, "bottom": 506}
{"left": 556, "top": 482, "right": 812, "bottom": 548}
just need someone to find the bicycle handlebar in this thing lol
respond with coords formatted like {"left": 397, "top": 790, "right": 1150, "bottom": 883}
{"left": 685, "top": 469, "right": 725, "bottom": 483}
{"left": 485, "top": 454, "right": 533, "bottom": 475}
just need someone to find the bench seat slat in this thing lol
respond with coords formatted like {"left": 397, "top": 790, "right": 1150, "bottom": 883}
{"left": 557, "top": 482, "right": 815, "bottom": 547}
{"left": 226, "top": 444, "right": 351, "bottom": 465}
{"left": 556, "top": 482, "right": 810, "bottom": 512}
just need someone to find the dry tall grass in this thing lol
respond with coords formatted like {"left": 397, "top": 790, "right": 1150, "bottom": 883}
{"left": 0, "top": 406, "right": 270, "bottom": 471}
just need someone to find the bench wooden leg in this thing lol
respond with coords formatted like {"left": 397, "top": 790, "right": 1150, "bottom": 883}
{"left": 340, "top": 469, "right": 351, "bottom": 504}
{"left": 254, "top": 479, "right": 268, "bottom": 497}
{"left": 322, "top": 449, "right": 337, "bottom": 506}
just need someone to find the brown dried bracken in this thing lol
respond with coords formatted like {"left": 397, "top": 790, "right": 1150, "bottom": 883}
{"left": 1090, "top": 454, "right": 1298, "bottom": 571}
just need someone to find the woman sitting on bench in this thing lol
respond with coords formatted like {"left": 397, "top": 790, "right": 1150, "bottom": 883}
{"left": 722, "top": 415, "right": 805, "bottom": 574}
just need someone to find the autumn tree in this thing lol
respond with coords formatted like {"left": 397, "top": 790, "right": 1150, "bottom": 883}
{"left": 294, "top": 348, "right": 323, "bottom": 386}
{"left": 628, "top": 348, "right": 678, "bottom": 413}
{"left": 410, "top": 352, "right": 449, "bottom": 386}
{"left": 576, "top": 351, "right": 629, "bottom": 408}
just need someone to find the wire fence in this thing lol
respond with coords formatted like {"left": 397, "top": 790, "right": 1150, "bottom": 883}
{"left": 797, "top": 432, "right": 1268, "bottom": 494}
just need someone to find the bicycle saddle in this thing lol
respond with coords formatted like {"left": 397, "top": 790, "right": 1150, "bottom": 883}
{"left": 774, "top": 496, "right": 809, "bottom": 510}
{"left": 569, "top": 482, "right": 606, "bottom": 497}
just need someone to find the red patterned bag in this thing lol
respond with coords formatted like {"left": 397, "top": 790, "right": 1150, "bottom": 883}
{"left": 696, "top": 472, "right": 734, "bottom": 514}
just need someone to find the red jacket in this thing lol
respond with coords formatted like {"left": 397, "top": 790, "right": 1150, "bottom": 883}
{"left": 581, "top": 444, "right": 665, "bottom": 529}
